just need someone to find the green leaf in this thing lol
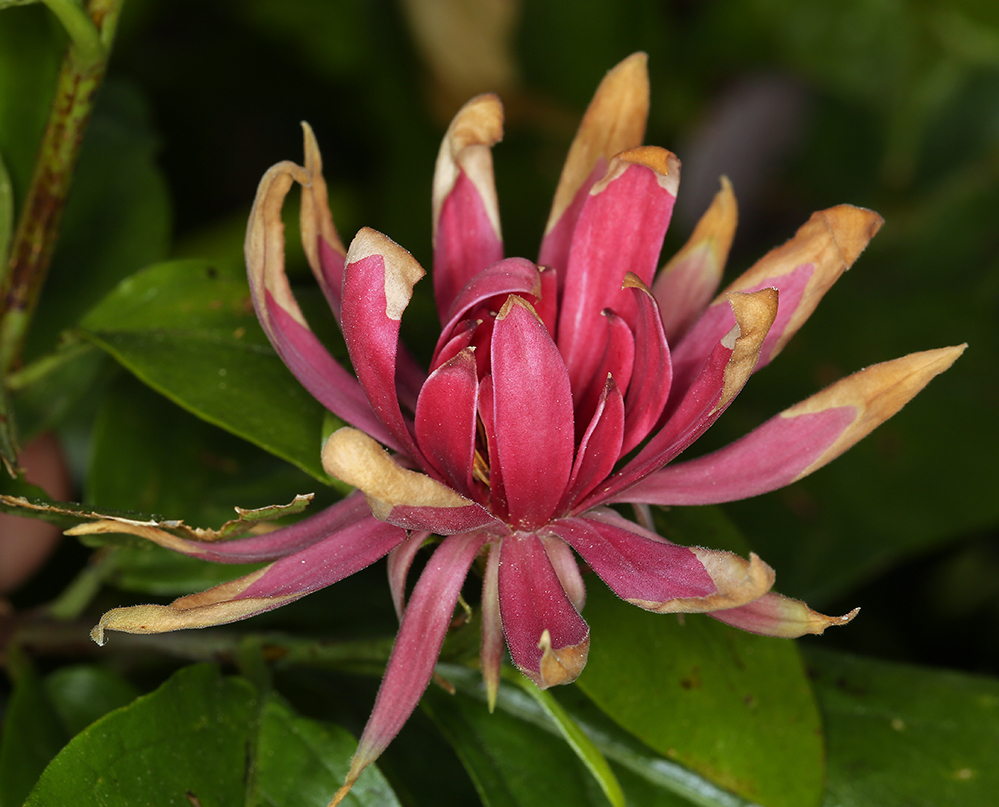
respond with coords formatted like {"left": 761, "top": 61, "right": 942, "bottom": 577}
{"left": 79, "top": 259, "right": 343, "bottom": 484}
{"left": 44, "top": 665, "right": 140, "bottom": 737}
{"left": 24, "top": 665, "right": 256, "bottom": 807}
{"left": 249, "top": 694, "right": 401, "bottom": 807}
{"left": 576, "top": 581, "right": 824, "bottom": 807}
{"left": 808, "top": 648, "right": 999, "bottom": 807}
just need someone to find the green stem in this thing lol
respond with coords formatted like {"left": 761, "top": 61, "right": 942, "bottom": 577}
{"left": 0, "top": 0, "right": 125, "bottom": 376}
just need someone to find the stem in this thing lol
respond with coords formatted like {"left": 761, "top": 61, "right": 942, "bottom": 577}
{"left": 0, "top": 0, "right": 125, "bottom": 375}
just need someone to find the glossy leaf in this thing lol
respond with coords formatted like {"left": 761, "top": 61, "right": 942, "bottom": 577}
{"left": 576, "top": 582, "right": 824, "bottom": 807}
{"left": 808, "top": 648, "right": 999, "bottom": 807}
{"left": 80, "top": 259, "right": 342, "bottom": 483}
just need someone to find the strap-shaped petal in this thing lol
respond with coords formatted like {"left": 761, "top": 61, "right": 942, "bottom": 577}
{"left": 492, "top": 296, "right": 575, "bottom": 529}
{"left": 620, "top": 345, "right": 965, "bottom": 505}
{"left": 653, "top": 176, "right": 737, "bottom": 344}
{"left": 672, "top": 205, "right": 882, "bottom": 390}
{"left": 549, "top": 510, "right": 772, "bottom": 613}
{"left": 387, "top": 530, "right": 429, "bottom": 622}
{"left": 499, "top": 531, "right": 590, "bottom": 688}
{"left": 69, "top": 492, "right": 371, "bottom": 563}
{"left": 342, "top": 228, "right": 427, "bottom": 460}
{"left": 322, "top": 427, "right": 500, "bottom": 534}
{"left": 432, "top": 94, "right": 504, "bottom": 318}
{"left": 556, "top": 149, "right": 680, "bottom": 394}
{"left": 90, "top": 515, "right": 407, "bottom": 644}
{"left": 298, "top": 122, "right": 347, "bottom": 319}
{"left": 709, "top": 592, "right": 859, "bottom": 637}
{"left": 621, "top": 273, "right": 673, "bottom": 455}
{"left": 415, "top": 348, "right": 479, "bottom": 496}
{"left": 334, "top": 531, "right": 488, "bottom": 805}
{"left": 574, "top": 309, "right": 633, "bottom": 435}
{"left": 246, "top": 162, "right": 394, "bottom": 447}
{"left": 480, "top": 542, "right": 504, "bottom": 711}
{"left": 540, "top": 52, "right": 649, "bottom": 273}
{"left": 582, "top": 289, "right": 777, "bottom": 509}
{"left": 559, "top": 376, "right": 624, "bottom": 512}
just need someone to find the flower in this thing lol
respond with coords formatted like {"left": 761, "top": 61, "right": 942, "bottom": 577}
{"left": 85, "top": 54, "right": 963, "bottom": 804}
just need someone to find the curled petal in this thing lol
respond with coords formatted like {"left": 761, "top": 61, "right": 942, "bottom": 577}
{"left": 432, "top": 94, "right": 505, "bottom": 317}
{"left": 499, "top": 531, "right": 590, "bottom": 688}
{"left": 387, "top": 530, "right": 429, "bottom": 621}
{"left": 709, "top": 592, "right": 860, "bottom": 638}
{"left": 560, "top": 377, "right": 625, "bottom": 511}
{"left": 653, "top": 176, "right": 737, "bottom": 344}
{"left": 620, "top": 345, "right": 965, "bottom": 505}
{"left": 335, "top": 531, "right": 489, "bottom": 805}
{"left": 322, "top": 428, "right": 499, "bottom": 534}
{"left": 541, "top": 52, "right": 649, "bottom": 272}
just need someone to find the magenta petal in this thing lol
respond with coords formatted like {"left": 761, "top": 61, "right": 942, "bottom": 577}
{"left": 349, "top": 532, "right": 488, "bottom": 783}
{"left": 415, "top": 348, "right": 479, "bottom": 494}
{"left": 709, "top": 592, "right": 860, "bottom": 638}
{"left": 498, "top": 531, "right": 589, "bottom": 688}
{"left": 617, "top": 405, "right": 856, "bottom": 505}
{"left": 237, "top": 515, "right": 407, "bottom": 599}
{"left": 547, "top": 511, "right": 715, "bottom": 607}
{"left": 575, "top": 309, "right": 633, "bottom": 431}
{"left": 560, "top": 377, "right": 625, "bottom": 512}
{"left": 387, "top": 531, "right": 429, "bottom": 622}
{"left": 341, "top": 229, "right": 426, "bottom": 461}
{"left": 491, "top": 297, "right": 575, "bottom": 529}
{"left": 620, "top": 275, "right": 672, "bottom": 455}
{"left": 557, "top": 152, "right": 679, "bottom": 392}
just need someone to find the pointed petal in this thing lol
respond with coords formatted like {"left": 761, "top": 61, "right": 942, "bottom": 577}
{"left": 480, "top": 542, "right": 504, "bottom": 712}
{"left": 574, "top": 309, "right": 634, "bottom": 434}
{"left": 653, "top": 176, "right": 737, "bottom": 344}
{"left": 298, "top": 122, "right": 347, "bottom": 319}
{"left": 434, "top": 257, "right": 541, "bottom": 363}
{"left": 415, "top": 348, "right": 479, "bottom": 496}
{"left": 245, "top": 162, "right": 393, "bottom": 447}
{"left": 90, "top": 515, "right": 406, "bottom": 644}
{"left": 69, "top": 493, "right": 371, "bottom": 563}
{"left": 557, "top": 149, "right": 680, "bottom": 393}
{"left": 540, "top": 53, "right": 649, "bottom": 272}
{"left": 543, "top": 534, "right": 586, "bottom": 613}
{"left": 387, "top": 531, "right": 429, "bottom": 622}
{"left": 620, "top": 273, "right": 672, "bottom": 455}
{"left": 622, "top": 345, "right": 966, "bottom": 505}
{"left": 710, "top": 592, "right": 859, "bottom": 637}
{"left": 673, "top": 205, "right": 883, "bottom": 388}
{"left": 340, "top": 532, "right": 488, "bottom": 800}
{"left": 499, "top": 531, "right": 590, "bottom": 688}
{"left": 432, "top": 94, "right": 504, "bottom": 318}
{"left": 584, "top": 289, "right": 777, "bottom": 509}
{"left": 560, "top": 376, "right": 625, "bottom": 511}
{"left": 492, "top": 296, "right": 575, "bottom": 529}
{"left": 341, "top": 228, "right": 427, "bottom": 460}
{"left": 322, "top": 428, "right": 501, "bottom": 534}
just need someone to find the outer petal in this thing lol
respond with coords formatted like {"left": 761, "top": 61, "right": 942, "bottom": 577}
{"left": 333, "top": 531, "right": 489, "bottom": 805}
{"left": 549, "top": 509, "right": 774, "bottom": 613}
{"left": 322, "top": 428, "right": 501, "bottom": 534}
{"left": 90, "top": 515, "right": 406, "bottom": 644}
{"left": 341, "top": 228, "right": 427, "bottom": 460}
{"left": 582, "top": 289, "right": 777, "bottom": 509}
{"left": 540, "top": 52, "right": 649, "bottom": 273}
{"left": 69, "top": 492, "right": 371, "bottom": 563}
{"left": 245, "top": 162, "right": 393, "bottom": 447}
{"left": 432, "top": 94, "right": 505, "bottom": 318}
{"left": 672, "top": 205, "right": 883, "bottom": 390}
{"left": 480, "top": 542, "right": 504, "bottom": 711}
{"left": 556, "top": 149, "right": 680, "bottom": 395}
{"left": 709, "top": 592, "right": 859, "bottom": 637}
{"left": 387, "top": 530, "right": 430, "bottom": 622}
{"left": 621, "top": 346, "right": 966, "bottom": 505}
{"left": 499, "top": 531, "right": 590, "bottom": 689}
{"left": 492, "top": 296, "right": 575, "bottom": 529}
{"left": 652, "top": 176, "right": 737, "bottom": 344}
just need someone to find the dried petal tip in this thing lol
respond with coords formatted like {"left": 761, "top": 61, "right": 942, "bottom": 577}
{"left": 536, "top": 628, "right": 590, "bottom": 689}
{"left": 711, "top": 591, "right": 860, "bottom": 638}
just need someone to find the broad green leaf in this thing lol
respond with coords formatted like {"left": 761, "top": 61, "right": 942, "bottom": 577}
{"left": 249, "top": 694, "right": 401, "bottom": 807}
{"left": 808, "top": 648, "right": 999, "bottom": 807}
{"left": 576, "top": 581, "right": 824, "bottom": 807}
{"left": 24, "top": 665, "right": 257, "bottom": 807}
{"left": 80, "top": 259, "right": 343, "bottom": 483}
{"left": 44, "top": 665, "right": 139, "bottom": 737}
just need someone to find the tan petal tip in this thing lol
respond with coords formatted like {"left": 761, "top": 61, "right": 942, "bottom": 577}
{"left": 821, "top": 205, "right": 885, "bottom": 268}
{"left": 536, "top": 629, "right": 590, "bottom": 689}
{"left": 808, "top": 606, "right": 860, "bottom": 634}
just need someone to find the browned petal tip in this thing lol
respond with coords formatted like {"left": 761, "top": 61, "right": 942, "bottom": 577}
{"left": 536, "top": 629, "right": 590, "bottom": 688}
{"left": 809, "top": 606, "right": 860, "bottom": 634}
{"left": 819, "top": 205, "right": 884, "bottom": 268}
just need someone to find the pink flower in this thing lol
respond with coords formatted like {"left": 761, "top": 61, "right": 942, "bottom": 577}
{"left": 89, "top": 54, "right": 963, "bottom": 803}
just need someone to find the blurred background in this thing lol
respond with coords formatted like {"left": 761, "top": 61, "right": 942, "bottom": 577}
{"left": 3, "top": 0, "right": 998, "bottom": 677}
